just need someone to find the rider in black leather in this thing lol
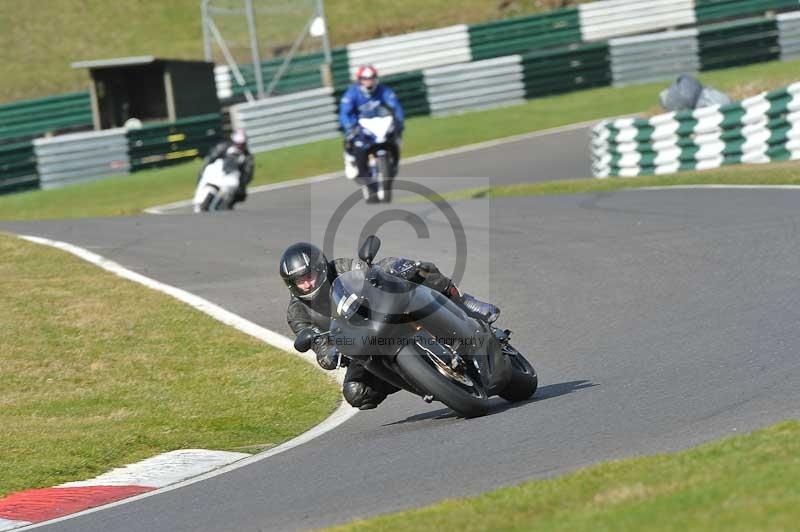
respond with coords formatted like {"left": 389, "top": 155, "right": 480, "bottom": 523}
{"left": 280, "top": 242, "right": 499, "bottom": 410}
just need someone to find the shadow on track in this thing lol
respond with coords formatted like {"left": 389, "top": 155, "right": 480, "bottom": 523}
{"left": 383, "top": 380, "right": 597, "bottom": 426}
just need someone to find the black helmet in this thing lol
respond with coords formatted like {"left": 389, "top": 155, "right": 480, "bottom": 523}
{"left": 279, "top": 243, "right": 328, "bottom": 300}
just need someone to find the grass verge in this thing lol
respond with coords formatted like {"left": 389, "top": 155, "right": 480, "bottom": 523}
{"left": 2, "top": 59, "right": 800, "bottom": 221}
{"left": 406, "top": 160, "right": 800, "bottom": 203}
{"left": 328, "top": 420, "right": 800, "bottom": 532}
{"left": 0, "top": 232, "right": 339, "bottom": 498}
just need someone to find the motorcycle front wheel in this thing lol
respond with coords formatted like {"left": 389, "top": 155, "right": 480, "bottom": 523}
{"left": 396, "top": 348, "right": 490, "bottom": 418}
{"left": 498, "top": 344, "right": 538, "bottom": 402}
{"left": 376, "top": 155, "right": 392, "bottom": 203}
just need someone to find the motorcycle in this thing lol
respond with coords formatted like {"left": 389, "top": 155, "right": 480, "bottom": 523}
{"left": 193, "top": 147, "right": 243, "bottom": 213}
{"left": 294, "top": 235, "right": 538, "bottom": 418}
{"left": 353, "top": 106, "right": 399, "bottom": 203}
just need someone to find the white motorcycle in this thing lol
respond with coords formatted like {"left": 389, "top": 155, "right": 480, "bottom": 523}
{"left": 193, "top": 148, "right": 243, "bottom": 213}
{"left": 348, "top": 106, "right": 399, "bottom": 203}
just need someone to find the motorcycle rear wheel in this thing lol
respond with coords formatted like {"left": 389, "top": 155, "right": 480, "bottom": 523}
{"left": 397, "top": 350, "right": 490, "bottom": 418}
{"left": 498, "top": 344, "right": 538, "bottom": 402}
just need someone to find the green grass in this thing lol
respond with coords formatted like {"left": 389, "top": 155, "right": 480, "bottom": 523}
{"left": 0, "top": 233, "right": 339, "bottom": 497}
{"left": 327, "top": 420, "right": 800, "bottom": 532}
{"left": 4, "top": 58, "right": 800, "bottom": 221}
{"left": 405, "top": 160, "right": 800, "bottom": 203}
{"left": 0, "top": 0, "right": 587, "bottom": 104}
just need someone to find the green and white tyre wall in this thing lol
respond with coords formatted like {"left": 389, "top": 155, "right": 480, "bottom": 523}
{"left": 591, "top": 82, "right": 800, "bottom": 177}
{"left": 609, "top": 29, "right": 700, "bottom": 87}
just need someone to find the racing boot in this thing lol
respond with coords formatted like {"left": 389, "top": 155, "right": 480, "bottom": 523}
{"left": 443, "top": 284, "right": 500, "bottom": 324}
{"left": 344, "top": 152, "right": 359, "bottom": 179}
{"left": 362, "top": 181, "right": 379, "bottom": 203}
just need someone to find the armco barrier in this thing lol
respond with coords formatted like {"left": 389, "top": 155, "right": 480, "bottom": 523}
{"left": 0, "top": 92, "right": 92, "bottom": 143}
{"left": 0, "top": 141, "right": 38, "bottom": 193}
{"left": 128, "top": 114, "right": 223, "bottom": 171}
{"left": 695, "top": 0, "right": 798, "bottom": 24}
{"left": 579, "top": 0, "right": 696, "bottom": 42}
{"left": 34, "top": 128, "right": 129, "bottom": 190}
{"left": 778, "top": 11, "right": 800, "bottom": 59}
{"left": 468, "top": 9, "right": 581, "bottom": 61}
{"left": 346, "top": 26, "right": 471, "bottom": 78}
{"left": 591, "top": 82, "right": 800, "bottom": 177}
{"left": 423, "top": 56, "right": 526, "bottom": 116}
{"left": 610, "top": 29, "right": 700, "bottom": 86}
{"left": 699, "top": 16, "right": 780, "bottom": 71}
{"left": 230, "top": 87, "right": 340, "bottom": 153}
{"left": 522, "top": 41, "right": 611, "bottom": 98}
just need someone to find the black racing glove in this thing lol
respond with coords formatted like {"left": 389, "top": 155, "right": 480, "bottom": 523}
{"left": 316, "top": 343, "right": 341, "bottom": 370}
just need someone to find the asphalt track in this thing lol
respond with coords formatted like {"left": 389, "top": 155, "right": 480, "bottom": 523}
{"left": 3, "top": 124, "right": 800, "bottom": 531}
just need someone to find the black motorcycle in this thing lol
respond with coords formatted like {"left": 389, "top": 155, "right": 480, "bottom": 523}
{"left": 294, "top": 236, "right": 538, "bottom": 418}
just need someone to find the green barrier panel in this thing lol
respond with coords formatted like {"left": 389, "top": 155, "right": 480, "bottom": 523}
{"left": 695, "top": 0, "right": 798, "bottom": 23}
{"left": 469, "top": 9, "right": 581, "bottom": 61}
{"left": 230, "top": 52, "right": 326, "bottom": 98}
{"left": 127, "top": 114, "right": 223, "bottom": 172}
{"left": 0, "top": 141, "right": 38, "bottom": 194}
{"left": 331, "top": 47, "right": 352, "bottom": 88}
{"left": 522, "top": 42, "right": 611, "bottom": 98}
{"left": 699, "top": 16, "right": 779, "bottom": 71}
{"left": 0, "top": 92, "right": 92, "bottom": 143}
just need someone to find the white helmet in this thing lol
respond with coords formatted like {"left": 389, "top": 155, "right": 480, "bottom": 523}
{"left": 231, "top": 128, "right": 248, "bottom": 147}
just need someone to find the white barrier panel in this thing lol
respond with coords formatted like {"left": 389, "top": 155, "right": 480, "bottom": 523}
{"left": 579, "top": 0, "right": 696, "bottom": 42}
{"left": 347, "top": 25, "right": 471, "bottom": 78}
{"left": 778, "top": 11, "right": 800, "bottom": 60}
{"left": 215, "top": 65, "right": 233, "bottom": 100}
{"left": 610, "top": 28, "right": 700, "bottom": 86}
{"left": 423, "top": 55, "right": 525, "bottom": 116}
{"left": 230, "top": 87, "right": 339, "bottom": 153}
{"left": 34, "top": 128, "right": 129, "bottom": 190}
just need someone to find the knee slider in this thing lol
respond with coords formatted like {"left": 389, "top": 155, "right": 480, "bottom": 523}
{"left": 342, "top": 381, "right": 386, "bottom": 408}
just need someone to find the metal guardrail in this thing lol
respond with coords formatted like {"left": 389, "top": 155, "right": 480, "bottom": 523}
{"left": 591, "top": 83, "right": 800, "bottom": 177}
{"left": 468, "top": 9, "right": 581, "bottom": 61}
{"left": 230, "top": 87, "right": 340, "bottom": 153}
{"left": 695, "top": 0, "right": 798, "bottom": 24}
{"left": 0, "top": 92, "right": 93, "bottom": 144}
{"left": 610, "top": 29, "right": 700, "bottom": 86}
{"left": 346, "top": 25, "right": 471, "bottom": 78}
{"left": 778, "top": 11, "right": 800, "bottom": 59}
{"left": 128, "top": 114, "right": 223, "bottom": 171}
{"left": 699, "top": 16, "right": 780, "bottom": 71}
{"left": 34, "top": 129, "right": 129, "bottom": 190}
{"left": 522, "top": 41, "right": 611, "bottom": 98}
{"left": 0, "top": 141, "right": 38, "bottom": 193}
{"left": 424, "top": 56, "right": 526, "bottom": 116}
{"left": 579, "top": 0, "right": 696, "bottom": 42}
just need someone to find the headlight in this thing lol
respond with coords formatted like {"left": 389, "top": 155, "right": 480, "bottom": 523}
{"left": 336, "top": 293, "right": 362, "bottom": 319}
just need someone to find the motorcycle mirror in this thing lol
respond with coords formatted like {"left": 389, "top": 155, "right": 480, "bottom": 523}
{"left": 294, "top": 328, "right": 318, "bottom": 353}
{"left": 358, "top": 235, "right": 381, "bottom": 265}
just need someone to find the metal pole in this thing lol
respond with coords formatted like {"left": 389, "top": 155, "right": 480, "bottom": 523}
{"left": 265, "top": 16, "right": 314, "bottom": 97}
{"left": 208, "top": 17, "right": 255, "bottom": 102}
{"left": 244, "top": 0, "right": 265, "bottom": 99}
{"left": 201, "top": 0, "right": 212, "bottom": 61}
{"left": 315, "top": 0, "right": 332, "bottom": 65}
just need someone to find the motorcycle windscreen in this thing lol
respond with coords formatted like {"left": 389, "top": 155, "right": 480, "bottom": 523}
{"left": 331, "top": 268, "right": 413, "bottom": 323}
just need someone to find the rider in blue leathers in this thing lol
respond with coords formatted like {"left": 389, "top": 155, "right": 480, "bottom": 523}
{"left": 339, "top": 65, "right": 404, "bottom": 202}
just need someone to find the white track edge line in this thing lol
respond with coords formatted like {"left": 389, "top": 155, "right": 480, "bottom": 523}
{"left": 144, "top": 119, "right": 602, "bottom": 214}
{"left": 636, "top": 185, "right": 800, "bottom": 190}
{"left": 14, "top": 235, "right": 356, "bottom": 531}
